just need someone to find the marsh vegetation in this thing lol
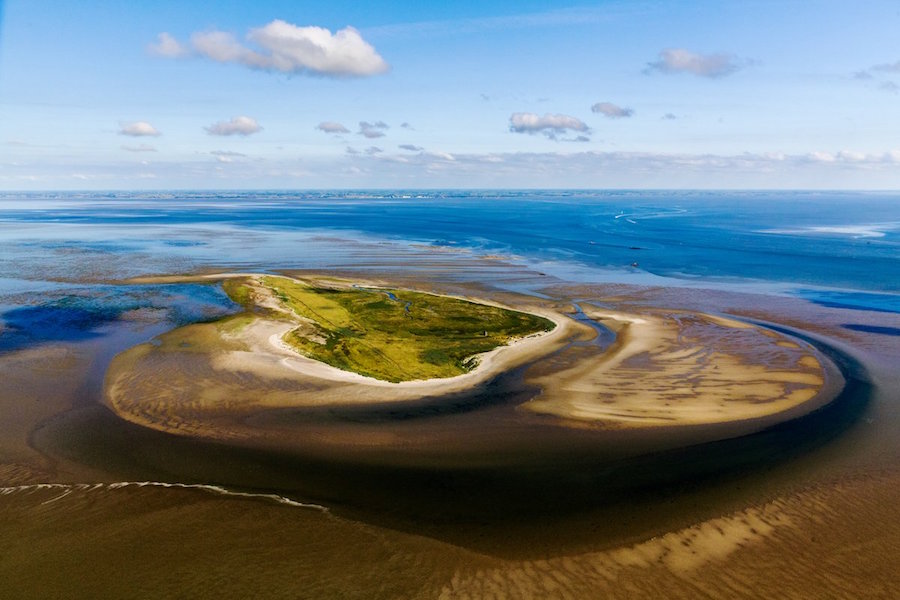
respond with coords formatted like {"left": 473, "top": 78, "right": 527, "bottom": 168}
{"left": 226, "top": 276, "right": 555, "bottom": 383}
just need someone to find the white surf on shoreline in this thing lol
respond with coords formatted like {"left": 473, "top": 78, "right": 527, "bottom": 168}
{"left": 0, "top": 481, "right": 329, "bottom": 512}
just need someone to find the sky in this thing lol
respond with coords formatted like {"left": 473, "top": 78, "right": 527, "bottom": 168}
{"left": 1, "top": 0, "right": 900, "bottom": 189}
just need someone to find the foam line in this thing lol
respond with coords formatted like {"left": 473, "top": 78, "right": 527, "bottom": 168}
{"left": 0, "top": 481, "right": 329, "bottom": 512}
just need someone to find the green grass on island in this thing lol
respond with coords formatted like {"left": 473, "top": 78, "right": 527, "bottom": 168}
{"left": 225, "top": 276, "right": 555, "bottom": 383}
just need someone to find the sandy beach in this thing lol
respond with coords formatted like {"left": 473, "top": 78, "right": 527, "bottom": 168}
{"left": 104, "top": 274, "right": 578, "bottom": 434}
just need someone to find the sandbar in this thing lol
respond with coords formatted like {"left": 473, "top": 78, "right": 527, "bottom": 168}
{"left": 524, "top": 306, "right": 837, "bottom": 427}
{"left": 103, "top": 273, "right": 840, "bottom": 442}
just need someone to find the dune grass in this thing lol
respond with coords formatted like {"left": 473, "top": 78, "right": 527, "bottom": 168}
{"left": 231, "top": 276, "right": 554, "bottom": 383}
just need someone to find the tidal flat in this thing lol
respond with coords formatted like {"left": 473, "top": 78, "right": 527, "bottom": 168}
{"left": 1, "top": 192, "right": 898, "bottom": 598}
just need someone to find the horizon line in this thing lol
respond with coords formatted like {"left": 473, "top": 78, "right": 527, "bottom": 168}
{"left": 2, "top": 188, "right": 900, "bottom": 194}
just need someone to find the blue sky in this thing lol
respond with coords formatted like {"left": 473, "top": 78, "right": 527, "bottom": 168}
{"left": 1, "top": 0, "right": 899, "bottom": 189}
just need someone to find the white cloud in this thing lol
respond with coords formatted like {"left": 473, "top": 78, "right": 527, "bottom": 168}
{"left": 118, "top": 121, "right": 161, "bottom": 137}
{"left": 147, "top": 32, "right": 190, "bottom": 58}
{"left": 803, "top": 150, "right": 891, "bottom": 164}
{"left": 316, "top": 121, "right": 350, "bottom": 134}
{"left": 8, "top": 147, "right": 900, "bottom": 189}
{"left": 362, "top": 148, "right": 900, "bottom": 177}
{"left": 154, "top": 20, "right": 389, "bottom": 77}
{"left": 364, "top": 146, "right": 383, "bottom": 155}
{"left": 806, "top": 151, "right": 835, "bottom": 163}
{"left": 509, "top": 112, "right": 590, "bottom": 140}
{"left": 205, "top": 116, "right": 262, "bottom": 136}
{"left": 121, "top": 144, "right": 157, "bottom": 152}
{"left": 190, "top": 31, "right": 248, "bottom": 63}
{"left": 646, "top": 49, "right": 745, "bottom": 78}
{"left": 358, "top": 121, "right": 388, "bottom": 138}
{"left": 662, "top": 113, "right": 678, "bottom": 120}
{"left": 427, "top": 151, "right": 455, "bottom": 161}
{"left": 591, "top": 102, "right": 634, "bottom": 118}
{"left": 836, "top": 150, "right": 866, "bottom": 162}
{"left": 210, "top": 150, "right": 248, "bottom": 163}
{"left": 873, "top": 60, "right": 900, "bottom": 73}
{"left": 855, "top": 60, "right": 900, "bottom": 93}
{"left": 211, "top": 150, "right": 247, "bottom": 157}
{"left": 398, "top": 144, "right": 424, "bottom": 152}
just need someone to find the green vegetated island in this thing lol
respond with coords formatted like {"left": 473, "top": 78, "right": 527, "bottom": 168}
{"left": 223, "top": 276, "right": 555, "bottom": 383}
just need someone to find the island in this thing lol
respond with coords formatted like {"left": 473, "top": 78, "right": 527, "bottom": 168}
{"left": 224, "top": 275, "right": 555, "bottom": 383}
{"left": 104, "top": 273, "right": 840, "bottom": 451}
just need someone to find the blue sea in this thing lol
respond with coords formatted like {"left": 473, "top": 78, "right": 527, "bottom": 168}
{"left": 0, "top": 190, "right": 898, "bottom": 316}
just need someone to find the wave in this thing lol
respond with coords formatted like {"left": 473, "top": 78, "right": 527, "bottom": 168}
{"left": 760, "top": 223, "right": 899, "bottom": 239}
{"left": 0, "top": 481, "right": 329, "bottom": 512}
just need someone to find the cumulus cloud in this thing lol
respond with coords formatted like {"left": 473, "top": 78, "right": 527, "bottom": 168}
{"left": 121, "top": 144, "right": 157, "bottom": 152}
{"left": 151, "top": 20, "right": 389, "bottom": 77}
{"left": 316, "top": 121, "right": 350, "bottom": 134}
{"left": 358, "top": 121, "right": 388, "bottom": 138}
{"left": 662, "top": 113, "right": 678, "bottom": 120}
{"left": 205, "top": 116, "right": 262, "bottom": 136}
{"left": 509, "top": 112, "right": 590, "bottom": 140}
{"left": 645, "top": 48, "right": 745, "bottom": 78}
{"left": 118, "top": 121, "right": 161, "bottom": 137}
{"left": 591, "top": 102, "right": 634, "bottom": 118}
{"left": 879, "top": 81, "right": 899, "bottom": 93}
{"left": 364, "top": 146, "right": 383, "bottom": 155}
{"left": 147, "top": 32, "right": 190, "bottom": 58}
{"left": 398, "top": 144, "right": 424, "bottom": 152}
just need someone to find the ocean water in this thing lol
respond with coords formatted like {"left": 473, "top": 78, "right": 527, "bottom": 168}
{"left": 0, "top": 190, "right": 897, "bottom": 346}
{"left": 0, "top": 190, "right": 897, "bottom": 294}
